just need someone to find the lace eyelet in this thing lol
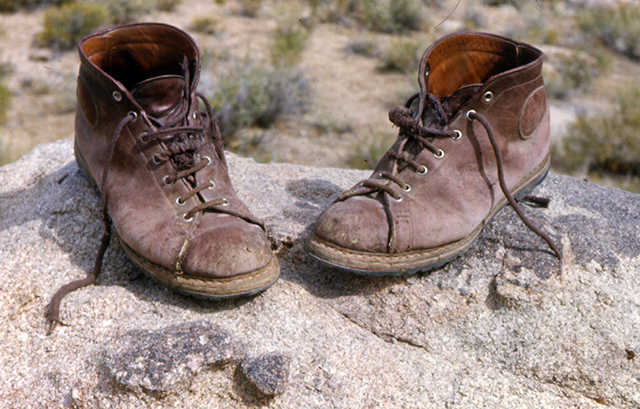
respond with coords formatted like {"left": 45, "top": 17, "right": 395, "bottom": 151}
{"left": 162, "top": 175, "right": 174, "bottom": 186}
{"left": 392, "top": 195, "right": 403, "bottom": 202}
{"left": 182, "top": 213, "right": 194, "bottom": 222}
{"left": 416, "top": 166, "right": 428, "bottom": 175}
{"left": 221, "top": 198, "right": 229, "bottom": 206}
{"left": 452, "top": 130, "right": 462, "bottom": 140}
{"left": 112, "top": 91, "right": 122, "bottom": 102}
{"left": 203, "top": 156, "right": 212, "bottom": 166}
{"left": 151, "top": 156, "right": 162, "bottom": 165}
{"left": 208, "top": 180, "right": 215, "bottom": 189}
{"left": 128, "top": 111, "right": 137, "bottom": 120}
{"left": 466, "top": 109, "right": 477, "bottom": 120}
{"left": 483, "top": 91, "right": 493, "bottom": 102}
{"left": 176, "top": 197, "right": 186, "bottom": 206}
{"left": 403, "top": 184, "right": 411, "bottom": 192}
{"left": 434, "top": 149, "right": 445, "bottom": 159}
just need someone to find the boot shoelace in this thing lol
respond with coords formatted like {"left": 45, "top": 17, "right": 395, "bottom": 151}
{"left": 46, "top": 91, "right": 228, "bottom": 335}
{"left": 371, "top": 93, "right": 562, "bottom": 260}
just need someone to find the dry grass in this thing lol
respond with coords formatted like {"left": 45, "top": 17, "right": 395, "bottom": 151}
{"left": 0, "top": 0, "right": 639, "bottom": 194}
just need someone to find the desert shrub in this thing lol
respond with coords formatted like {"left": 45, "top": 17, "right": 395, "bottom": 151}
{"left": 363, "top": 0, "right": 422, "bottom": 33}
{"left": 95, "top": 0, "right": 152, "bottom": 24}
{"left": 0, "top": 0, "right": 68, "bottom": 12}
{"left": 358, "top": 0, "right": 393, "bottom": 32}
{"left": 388, "top": 0, "right": 421, "bottom": 31}
{"left": 577, "top": 3, "right": 640, "bottom": 60}
{"left": 543, "top": 49, "right": 606, "bottom": 100}
{"left": 345, "top": 37, "right": 379, "bottom": 58}
{"left": 0, "top": 81, "right": 9, "bottom": 125}
{"left": 271, "top": 18, "right": 311, "bottom": 68}
{"left": 238, "top": 0, "right": 262, "bottom": 17}
{"left": 38, "top": 0, "right": 184, "bottom": 51}
{"left": 155, "top": 0, "right": 180, "bottom": 12}
{"left": 481, "top": 0, "right": 563, "bottom": 8}
{"left": 38, "top": 2, "right": 110, "bottom": 51}
{"left": 347, "top": 131, "right": 395, "bottom": 169}
{"left": 201, "top": 56, "right": 311, "bottom": 139}
{"left": 378, "top": 38, "right": 420, "bottom": 73}
{"left": 553, "top": 86, "right": 640, "bottom": 179}
{"left": 330, "top": 0, "right": 422, "bottom": 33}
{"left": 191, "top": 17, "right": 223, "bottom": 34}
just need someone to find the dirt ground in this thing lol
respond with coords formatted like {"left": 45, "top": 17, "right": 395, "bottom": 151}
{"left": 0, "top": 0, "right": 637, "bottom": 172}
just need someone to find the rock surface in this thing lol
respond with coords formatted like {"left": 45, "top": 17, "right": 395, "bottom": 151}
{"left": 0, "top": 139, "right": 639, "bottom": 408}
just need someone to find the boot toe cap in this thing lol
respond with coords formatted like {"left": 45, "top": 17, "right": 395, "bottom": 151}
{"left": 313, "top": 196, "right": 389, "bottom": 253}
{"left": 182, "top": 220, "right": 275, "bottom": 279}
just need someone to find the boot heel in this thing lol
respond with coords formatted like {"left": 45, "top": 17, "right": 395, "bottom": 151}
{"left": 513, "top": 154, "right": 551, "bottom": 202}
{"left": 73, "top": 142, "right": 98, "bottom": 190}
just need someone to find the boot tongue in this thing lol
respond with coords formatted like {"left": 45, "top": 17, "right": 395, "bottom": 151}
{"left": 421, "top": 84, "right": 482, "bottom": 125}
{"left": 442, "top": 84, "right": 482, "bottom": 119}
{"left": 131, "top": 75, "right": 186, "bottom": 121}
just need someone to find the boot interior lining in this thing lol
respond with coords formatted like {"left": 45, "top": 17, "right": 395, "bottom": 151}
{"left": 80, "top": 24, "right": 198, "bottom": 91}
{"left": 425, "top": 34, "right": 541, "bottom": 98}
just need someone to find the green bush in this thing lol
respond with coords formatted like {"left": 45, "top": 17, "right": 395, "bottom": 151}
{"left": 0, "top": 0, "right": 67, "bottom": 13}
{"left": 577, "top": 3, "right": 640, "bottom": 60}
{"left": 203, "top": 56, "right": 311, "bottom": 139}
{"left": 543, "top": 50, "right": 605, "bottom": 100}
{"left": 38, "top": 2, "right": 110, "bottom": 50}
{"left": 553, "top": 86, "right": 640, "bottom": 179}
{"left": 0, "top": 81, "right": 10, "bottom": 125}
{"left": 345, "top": 37, "right": 379, "bottom": 58}
{"left": 96, "top": 0, "right": 152, "bottom": 24}
{"left": 190, "top": 17, "right": 223, "bottom": 34}
{"left": 155, "top": 0, "right": 180, "bottom": 12}
{"left": 38, "top": 0, "right": 184, "bottom": 51}
{"left": 333, "top": 0, "right": 422, "bottom": 33}
{"left": 270, "top": 19, "right": 311, "bottom": 68}
{"left": 238, "top": 0, "right": 262, "bottom": 17}
{"left": 359, "top": 0, "right": 393, "bottom": 32}
{"left": 378, "top": 38, "right": 420, "bottom": 73}
{"left": 388, "top": 0, "right": 422, "bottom": 31}
{"left": 347, "top": 132, "right": 395, "bottom": 169}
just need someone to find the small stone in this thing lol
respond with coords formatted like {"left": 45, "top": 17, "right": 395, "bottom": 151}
{"left": 240, "top": 353, "right": 290, "bottom": 396}
{"left": 104, "top": 321, "right": 242, "bottom": 393}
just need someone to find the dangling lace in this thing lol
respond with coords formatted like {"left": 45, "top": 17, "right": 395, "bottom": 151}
{"left": 46, "top": 83, "right": 234, "bottom": 334}
{"left": 467, "top": 110, "right": 562, "bottom": 259}
{"left": 350, "top": 92, "right": 562, "bottom": 260}
{"left": 46, "top": 112, "right": 135, "bottom": 335}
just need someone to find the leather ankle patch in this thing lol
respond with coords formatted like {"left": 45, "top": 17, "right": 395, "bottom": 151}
{"left": 518, "top": 85, "right": 547, "bottom": 139}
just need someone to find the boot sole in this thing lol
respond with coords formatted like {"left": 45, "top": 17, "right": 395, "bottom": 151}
{"left": 304, "top": 153, "right": 551, "bottom": 277}
{"left": 74, "top": 142, "right": 280, "bottom": 299}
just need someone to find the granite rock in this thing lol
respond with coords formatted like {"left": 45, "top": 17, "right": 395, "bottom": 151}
{"left": 0, "top": 138, "right": 639, "bottom": 408}
{"left": 240, "top": 353, "right": 291, "bottom": 396}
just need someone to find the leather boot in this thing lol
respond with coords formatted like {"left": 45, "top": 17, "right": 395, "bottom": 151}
{"left": 48, "top": 23, "right": 279, "bottom": 331}
{"left": 305, "top": 32, "right": 561, "bottom": 275}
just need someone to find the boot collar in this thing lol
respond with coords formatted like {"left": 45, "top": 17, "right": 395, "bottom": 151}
{"left": 415, "top": 31, "right": 544, "bottom": 124}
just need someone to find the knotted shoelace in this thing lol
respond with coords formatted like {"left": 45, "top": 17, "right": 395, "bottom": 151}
{"left": 46, "top": 87, "right": 230, "bottom": 334}
{"left": 359, "top": 92, "right": 562, "bottom": 260}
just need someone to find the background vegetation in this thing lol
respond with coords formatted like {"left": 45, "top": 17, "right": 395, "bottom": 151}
{"left": 0, "top": 0, "right": 639, "bottom": 193}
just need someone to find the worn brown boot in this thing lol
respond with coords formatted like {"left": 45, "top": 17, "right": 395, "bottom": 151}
{"left": 305, "top": 32, "right": 561, "bottom": 275}
{"left": 47, "top": 23, "right": 279, "bottom": 331}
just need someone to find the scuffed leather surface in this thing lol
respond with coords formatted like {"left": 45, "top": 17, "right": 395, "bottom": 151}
{"left": 313, "top": 32, "right": 550, "bottom": 255}
{"left": 75, "top": 23, "right": 277, "bottom": 283}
